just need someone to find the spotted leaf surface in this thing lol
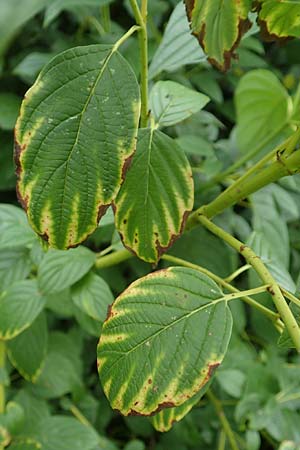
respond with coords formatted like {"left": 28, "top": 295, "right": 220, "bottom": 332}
{"left": 114, "top": 129, "right": 193, "bottom": 263}
{"left": 185, "top": 0, "right": 252, "bottom": 71}
{"left": 15, "top": 44, "right": 140, "bottom": 249}
{"left": 151, "top": 390, "right": 203, "bottom": 432}
{"left": 97, "top": 267, "right": 233, "bottom": 416}
{"left": 257, "top": 0, "right": 300, "bottom": 40}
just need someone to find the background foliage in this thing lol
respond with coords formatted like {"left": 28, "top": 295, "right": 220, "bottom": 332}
{"left": 1, "top": 0, "right": 300, "bottom": 449}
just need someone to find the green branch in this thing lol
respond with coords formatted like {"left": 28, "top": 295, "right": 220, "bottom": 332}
{"left": 187, "top": 130, "right": 300, "bottom": 227}
{"left": 95, "top": 249, "right": 133, "bottom": 269}
{"left": 0, "top": 340, "right": 6, "bottom": 414}
{"left": 197, "top": 215, "right": 300, "bottom": 351}
{"left": 129, "top": 0, "right": 149, "bottom": 127}
{"left": 162, "top": 254, "right": 282, "bottom": 328}
{"left": 207, "top": 390, "right": 239, "bottom": 450}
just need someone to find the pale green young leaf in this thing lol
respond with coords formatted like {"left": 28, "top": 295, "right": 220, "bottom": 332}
{"left": 257, "top": 1, "right": 300, "bottom": 40}
{"left": 7, "top": 312, "right": 48, "bottom": 382}
{"left": 98, "top": 267, "right": 232, "bottom": 416}
{"left": 0, "top": 204, "right": 37, "bottom": 249}
{"left": 185, "top": 0, "right": 252, "bottom": 71}
{"left": 114, "top": 129, "right": 194, "bottom": 263}
{"left": 149, "top": 2, "right": 206, "bottom": 79}
{"left": 0, "top": 280, "right": 46, "bottom": 340}
{"left": 0, "top": 248, "right": 32, "bottom": 291}
{"left": 71, "top": 272, "right": 114, "bottom": 322}
{"left": 38, "top": 247, "right": 96, "bottom": 294}
{"left": 15, "top": 45, "right": 140, "bottom": 249}
{"left": 149, "top": 81, "right": 209, "bottom": 128}
{"left": 235, "top": 69, "right": 292, "bottom": 155}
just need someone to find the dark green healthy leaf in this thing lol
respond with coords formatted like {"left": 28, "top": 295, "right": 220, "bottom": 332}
{"left": 149, "top": 81, "right": 209, "bottom": 128}
{"left": 14, "top": 389, "right": 50, "bottom": 434}
{"left": 98, "top": 267, "right": 232, "bottom": 416}
{"left": 38, "top": 246, "right": 96, "bottom": 294}
{"left": 0, "top": 93, "right": 21, "bottom": 130}
{"left": 7, "top": 312, "right": 48, "bottom": 381}
{"left": 15, "top": 44, "right": 140, "bottom": 249}
{"left": 185, "top": 0, "right": 252, "bottom": 71}
{"left": 71, "top": 272, "right": 114, "bottom": 321}
{"left": 151, "top": 391, "right": 202, "bottom": 432}
{"left": 114, "top": 129, "right": 194, "bottom": 263}
{"left": 257, "top": 1, "right": 300, "bottom": 40}
{"left": 0, "top": 132, "right": 15, "bottom": 191}
{"left": 235, "top": 70, "right": 291, "bottom": 154}
{"left": 149, "top": 2, "right": 206, "bottom": 79}
{"left": 0, "top": 280, "right": 46, "bottom": 340}
{"left": 34, "top": 416, "right": 99, "bottom": 450}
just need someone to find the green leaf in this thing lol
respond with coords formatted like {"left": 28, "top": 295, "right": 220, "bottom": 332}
{"left": 15, "top": 44, "right": 140, "bottom": 249}
{"left": 185, "top": 0, "right": 252, "bottom": 71}
{"left": 124, "top": 440, "right": 145, "bottom": 450}
{"left": 257, "top": 0, "right": 300, "bottom": 40}
{"left": 44, "top": 0, "right": 113, "bottom": 27}
{"left": 151, "top": 391, "right": 202, "bottom": 432}
{"left": 114, "top": 129, "right": 194, "bottom": 263}
{"left": 216, "top": 369, "right": 246, "bottom": 398}
{"left": 34, "top": 332, "right": 82, "bottom": 398}
{"left": 0, "top": 132, "right": 16, "bottom": 191}
{"left": 7, "top": 312, "right": 48, "bottom": 382}
{"left": 33, "top": 416, "right": 99, "bottom": 450}
{"left": 0, "top": 204, "right": 37, "bottom": 249}
{"left": 13, "top": 52, "right": 54, "bottom": 85}
{"left": 0, "top": 247, "right": 32, "bottom": 291}
{"left": 98, "top": 267, "right": 232, "bottom": 416}
{"left": 0, "top": 93, "right": 21, "bottom": 130}
{"left": 0, "top": 280, "right": 46, "bottom": 340}
{"left": 71, "top": 272, "right": 114, "bottom": 321}
{"left": 235, "top": 69, "right": 291, "bottom": 155}
{"left": 149, "top": 81, "right": 209, "bottom": 128}
{"left": 38, "top": 247, "right": 96, "bottom": 294}
{"left": 2, "top": 401, "right": 25, "bottom": 435}
{"left": 278, "top": 304, "right": 300, "bottom": 349}
{"left": 8, "top": 440, "right": 41, "bottom": 450}
{"left": 0, "top": 0, "right": 48, "bottom": 57}
{"left": 149, "top": 2, "right": 206, "bottom": 79}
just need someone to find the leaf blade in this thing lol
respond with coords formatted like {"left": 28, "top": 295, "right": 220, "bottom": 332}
{"left": 15, "top": 44, "right": 140, "bottom": 249}
{"left": 97, "top": 267, "right": 232, "bottom": 416}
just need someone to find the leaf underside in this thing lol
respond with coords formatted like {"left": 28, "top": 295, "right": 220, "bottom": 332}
{"left": 185, "top": 0, "right": 252, "bottom": 71}
{"left": 114, "top": 129, "right": 194, "bottom": 263}
{"left": 97, "top": 267, "right": 232, "bottom": 416}
{"left": 15, "top": 44, "right": 140, "bottom": 249}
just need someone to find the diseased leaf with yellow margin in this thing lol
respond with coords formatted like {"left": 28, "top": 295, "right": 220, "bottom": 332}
{"left": 15, "top": 44, "right": 140, "bottom": 249}
{"left": 97, "top": 267, "right": 232, "bottom": 416}
{"left": 114, "top": 129, "right": 194, "bottom": 263}
{"left": 151, "top": 388, "right": 205, "bottom": 432}
{"left": 256, "top": 0, "right": 300, "bottom": 41}
{"left": 185, "top": 0, "right": 252, "bottom": 71}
